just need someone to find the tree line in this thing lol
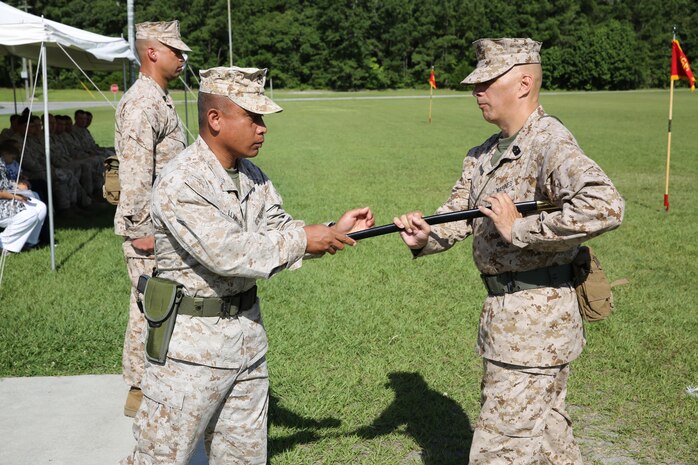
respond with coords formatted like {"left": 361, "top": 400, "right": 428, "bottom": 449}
{"left": 1, "top": 0, "right": 697, "bottom": 91}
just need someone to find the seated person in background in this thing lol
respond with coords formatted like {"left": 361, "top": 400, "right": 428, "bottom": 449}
{"left": 73, "top": 109, "right": 109, "bottom": 156}
{"left": 1, "top": 140, "right": 21, "bottom": 182}
{"left": 0, "top": 114, "right": 21, "bottom": 143}
{"left": 57, "top": 114, "right": 104, "bottom": 196}
{"left": 0, "top": 139, "right": 49, "bottom": 206}
{"left": 49, "top": 114, "right": 96, "bottom": 197}
{"left": 19, "top": 115, "right": 90, "bottom": 211}
{"left": 0, "top": 156, "right": 47, "bottom": 255}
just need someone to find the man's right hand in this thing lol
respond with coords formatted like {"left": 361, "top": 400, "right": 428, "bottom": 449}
{"left": 393, "top": 211, "right": 431, "bottom": 250}
{"left": 303, "top": 224, "right": 355, "bottom": 255}
{"left": 131, "top": 235, "right": 155, "bottom": 254}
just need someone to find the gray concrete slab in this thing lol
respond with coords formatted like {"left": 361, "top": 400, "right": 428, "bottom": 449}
{"left": 0, "top": 375, "right": 207, "bottom": 465}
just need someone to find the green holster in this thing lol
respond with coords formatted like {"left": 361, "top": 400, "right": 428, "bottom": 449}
{"left": 140, "top": 275, "right": 183, "bottom": 365}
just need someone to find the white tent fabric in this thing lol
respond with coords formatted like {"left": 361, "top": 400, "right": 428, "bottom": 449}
{"left": 0, "top": 1, "right": 135, "bottom": 70}
{"left": 0, "top": 1, "right": 136, "bottom": 271}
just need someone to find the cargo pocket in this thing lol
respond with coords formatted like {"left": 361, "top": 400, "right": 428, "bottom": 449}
{"left": 478, "top": 361, "right": 556, "bottom": 438}
{"left": 141, "top": 363, "right": 186, "bottom": 411}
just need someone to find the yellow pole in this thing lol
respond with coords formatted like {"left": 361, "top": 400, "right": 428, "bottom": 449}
{"left": 664, "top": 78, "right": 674, "bottom": 211}
{"left": 79, "top": 80, "right": 95, "bottom": 99}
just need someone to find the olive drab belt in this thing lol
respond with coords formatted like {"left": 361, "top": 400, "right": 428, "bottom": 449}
{"left": 178, "top": 286, "right": 258, "bottom": 317}
{"left": 481, "top": 264, "right": 573, "bottom": 296}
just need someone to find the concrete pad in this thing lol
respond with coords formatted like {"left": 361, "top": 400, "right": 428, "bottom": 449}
{"left": 0, "top": 375, "right": 207, "bottom": 465}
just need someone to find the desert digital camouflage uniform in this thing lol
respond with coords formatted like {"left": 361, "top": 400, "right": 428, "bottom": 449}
{"left": 15, "top": 129, "right": 83, "bottom": 210}
{"left": 114, "top": 72, "right": 187, "bottom": 389}
{"left": 60, "top": 117, "right": 106, "bottom": 192}
{"left": 123, "top": 135, "right": 307, "bottom": 464}
{"left": 416, "top": 105, "right": 624, "bottom": 463}
{"left": 50, "top": 127, "right": 95, "bottom": 197}
{"left": 73, "top": 124, "right": 112, "bottom": 158}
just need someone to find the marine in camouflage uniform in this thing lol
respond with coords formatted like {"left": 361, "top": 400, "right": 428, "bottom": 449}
{"left": 121, "top": 66, "right": 373, "bottom": 465}
{"left": 394, "top": 38, "right": 625, "bottom": 464}
{"left": 15, "top": 115, "right": 84, "bottom": 210}
{"left": 114, "top": 20, "right": 190, "bottom": 417}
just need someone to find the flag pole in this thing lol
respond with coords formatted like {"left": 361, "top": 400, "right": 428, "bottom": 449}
{"left": 428, "top": 71, "right": 433, "bottom": 124}
{"left": 664, "top": 80, "right": 674, "bottom": 212}
{"left": 664, "top": 26, "right": 677, "bottom": 212}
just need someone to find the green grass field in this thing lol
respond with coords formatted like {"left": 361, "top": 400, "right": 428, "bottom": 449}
{"left": 0, "top": 88, "right": 696, "bottom": 464}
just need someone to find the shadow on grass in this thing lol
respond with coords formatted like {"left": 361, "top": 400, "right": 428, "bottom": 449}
{"left": 45, "top": 204, "right": 117, "bottom": 269}
{"left": 353, "top": 372, "right": 473, "bottom": 464}
{"left": 53, "top": 203, "right": 116, "bottom": 231}
{"left": 268, "top": 391, "right": 341, "bottom": 458}
{"left": 55, "top": 229, "right": 101, "bottom": 270}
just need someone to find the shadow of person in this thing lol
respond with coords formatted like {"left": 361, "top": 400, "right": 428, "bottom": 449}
{"left": 354, "top": 372, "right": 473, "bottom": 464}
{"left": 268, "top": 390, "right": 342, "bottom": 458}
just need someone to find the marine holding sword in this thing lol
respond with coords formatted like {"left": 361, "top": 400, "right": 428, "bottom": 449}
{"left": 393, "top": 38, "right": 625, "bottom": 464}
{"left": 121, "top": 66, "right": 373, "bottom": 465}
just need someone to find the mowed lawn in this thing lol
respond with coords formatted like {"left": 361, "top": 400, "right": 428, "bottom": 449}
{"left": 0, "top": 89, "right": 696, "bottom": 464}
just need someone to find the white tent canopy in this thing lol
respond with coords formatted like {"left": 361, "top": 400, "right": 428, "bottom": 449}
{"left": 0, "top": 1, "right": 136, "bottom": 271}
{"left": 0, "top": 1, "right": 134, "bottom": 70}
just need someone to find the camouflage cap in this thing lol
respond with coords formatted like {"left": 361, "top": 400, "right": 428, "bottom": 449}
{"left": 135, "top": 21, "right": 191, "bottom": 52}
{"left": 199, "top": 67, "right": 282, "bottom": 115}
{"left": 461, "top": 38, "right": 542, "bottom": 84}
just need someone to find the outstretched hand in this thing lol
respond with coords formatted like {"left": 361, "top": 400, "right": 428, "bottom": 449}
{"left": 333, "top": 206, "right": 375, "bottom": 234}
{"left": 393, "top": 211, "right": 430, "bottom": 250}
{"left": 304, "top": 224, "right": 355, "bottom": 255}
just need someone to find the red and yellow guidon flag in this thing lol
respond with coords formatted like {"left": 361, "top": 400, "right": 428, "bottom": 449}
{"left": 429, "top": 68, "right": 437, "bottom": 89}
{"left": 672, "top": 39, "right": 695, "bottom": 91}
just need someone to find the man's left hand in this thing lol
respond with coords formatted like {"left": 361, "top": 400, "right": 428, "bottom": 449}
{"left": 333, "top": 207, "right": 375, "bottom": 234}
{"left": 478, "top": 193, "right": 522, "bottom": 243}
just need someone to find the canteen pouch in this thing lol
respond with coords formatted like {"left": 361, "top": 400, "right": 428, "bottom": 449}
{"left": 142, "top": 276, "right": 183, "bottom": 364}
{"left": 102, "top": 155, "right": 120, "bottom": 205}
{"left": 572, "top": 246, "right": 613, "bottom": 322}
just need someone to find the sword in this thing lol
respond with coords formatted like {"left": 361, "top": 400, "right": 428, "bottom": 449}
{"left": 348, "top": 200, "right": 559, "bottom": 241}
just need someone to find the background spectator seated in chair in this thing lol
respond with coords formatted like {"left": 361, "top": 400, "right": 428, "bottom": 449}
{"left": 15, "top": 114, "right": 90, "bottom": 212}
{"left": 56, "top": 114, "right": 104, "bottom": 197}
{"left": 0, "top": 155, "right": 47, "bottom": 255}
{"left": 0, "top": 114, "right": 22, "bottom": 143}
{"left": 50, "top": 114, "right": 100, "bottom": 198}
{"left": 74, "top": 109, "right": 114, "bottom": 157}
{"left": 0, "top": 139, "right": 49, "bottom": 207}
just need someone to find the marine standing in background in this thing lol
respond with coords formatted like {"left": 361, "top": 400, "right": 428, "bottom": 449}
{"left": 121, "top": 66, "right": 374, "bottom": 465}
{"left": 113, "top": 20, "right": 190, "bottom": 417}
{"left": 394, "top": 38, "right": 625, "bottom": 463}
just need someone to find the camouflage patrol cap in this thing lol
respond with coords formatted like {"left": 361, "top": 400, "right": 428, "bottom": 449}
{"left": 461, "top": 38, "right": 542, "bottom": 84}
{"left": 199, "top": 67, "right": 282, "bottom": 115}
{"left": 136, "top": 21, "right": 191, "bottom": 52}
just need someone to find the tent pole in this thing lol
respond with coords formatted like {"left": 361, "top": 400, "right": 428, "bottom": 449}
{"left": 40, "top": 43, "right": 56, "bottom": 271}
{"left": 127, "top": 0, "right": 135, "bottom": 86}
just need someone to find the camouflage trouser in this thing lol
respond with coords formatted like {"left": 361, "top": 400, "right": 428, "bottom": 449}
{"left": 469, "top": 359, "right": 583, "bottom": 465}
{"left": 51, "top": 168, "right": 76, "bottom": 210}
{"left": 121, "top": 357, "right": 269, "bottom": 465}
{"left": 121, "top": 240, "right": 156, "bottom": 389}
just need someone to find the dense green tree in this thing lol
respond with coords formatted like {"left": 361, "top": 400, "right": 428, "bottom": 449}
{"left": 0, "top": 0, "right": 696, "bottom": 91}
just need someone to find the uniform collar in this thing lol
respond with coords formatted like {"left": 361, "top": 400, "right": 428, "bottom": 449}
{"left": 194, "top": 137, "right": 255, "bottom": 202}
{"left": 138, "top": 72, "right": 171, "bottom": 104}
{"left": 481, "top": 105, "right": 546, "bottom": 175}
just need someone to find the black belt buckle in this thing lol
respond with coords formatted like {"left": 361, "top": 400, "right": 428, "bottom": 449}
{"left": 504, "top": 271, "right": 520, "bottom": 293}
{"left": 220, "top": 298, "right": 233, "bottom": 318}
